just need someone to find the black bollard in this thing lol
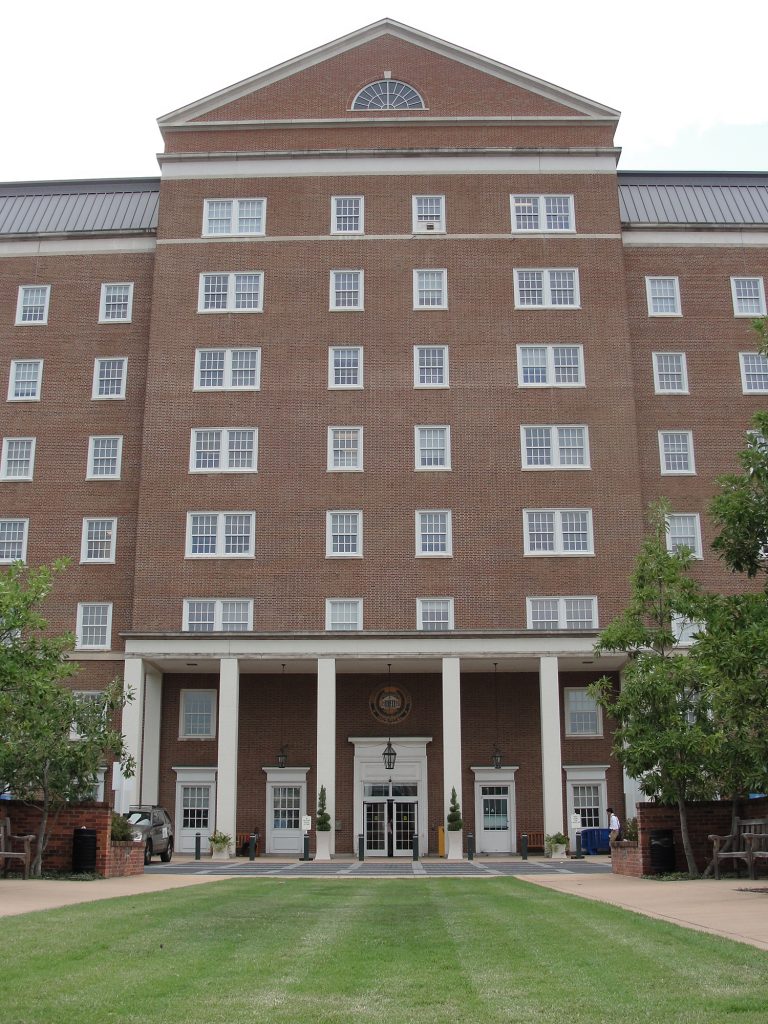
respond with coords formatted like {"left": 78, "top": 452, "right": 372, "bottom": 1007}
{"left": 412, "top": 833, "right": 419, "bottom": 861}
{"left": 194, "top": 832, "right": 201, "bottom": 860}
{"left": 521, "top": 833, "right": 528, "bottom": 860}
{"left": 302, "top": 833, "right": 310, "bottom": 861}
{"left": 467, "top": 832, "right": 475, "bottom": 861}
{"left": 248, "top": 833, "right": 256, "bottom": 861}
{"left": 572, "top": 831, "right": 584, "bottom": 860}
{"left": 358, "top": 833, "right": 365, "bottom": 861}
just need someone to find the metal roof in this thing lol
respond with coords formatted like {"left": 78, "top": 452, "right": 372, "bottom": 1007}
{"left": 617, "top": 172, "right": 768, "bottom": 227}
{"left": 0, "top": 179, "right": 160, "bottom": 236}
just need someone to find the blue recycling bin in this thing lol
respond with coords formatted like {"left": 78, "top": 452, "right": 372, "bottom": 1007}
{"left": 580, "top": 827, "right": 611, "bottom": 854}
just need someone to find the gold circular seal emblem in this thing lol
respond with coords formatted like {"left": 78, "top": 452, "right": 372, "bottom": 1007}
{"left": 369, "top": 685, "right": 412, "bottom": 724}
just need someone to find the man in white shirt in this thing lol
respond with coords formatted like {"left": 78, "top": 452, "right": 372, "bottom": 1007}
{"left": 607, "top": 807, "right": 621, "bottom": 844}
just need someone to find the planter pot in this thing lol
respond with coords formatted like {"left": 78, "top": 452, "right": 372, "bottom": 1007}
{"left": 446, "top": 829, "right": 463, "bottom": 861}
{"left": 315, "top": 830, "right": 332, "bottom": 862}
{"left": 548, "top": 843, "right": 567, "bottom": 860}
{"left": 210, "top": 846, "right": 231, "bottom": 860}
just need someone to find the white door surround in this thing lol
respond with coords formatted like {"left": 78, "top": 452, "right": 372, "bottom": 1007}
{"left": 263, "top": 766, "right": 309, "bottom": 854}
{"left": 173, "top": 766, "right": 217, "bottom": 853}
{"left": 471, "top": 766, "right": 519, "bottom": 854}
{"left": 350, "top": 736, "right": 431, "bottom": 855}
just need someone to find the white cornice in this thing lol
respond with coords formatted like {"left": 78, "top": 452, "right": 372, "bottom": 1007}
{"left": 0, "top": 236, "right": 156, "bottom": 256}
{"left": 158, "top": 19, "right": 619, "bottom": 125}
{"left": 161, "top": 115, "right": 618, "bottom": 132}
{"left": 622, "top": 228, "right": 768, "bottom": 247}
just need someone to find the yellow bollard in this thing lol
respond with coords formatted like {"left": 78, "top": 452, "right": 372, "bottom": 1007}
{"left": 438, "top": 825, "right": 445, "bottom": 857}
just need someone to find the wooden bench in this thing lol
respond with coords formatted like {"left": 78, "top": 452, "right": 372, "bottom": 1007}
{"left": 0, "top": 817, "right": 36, "bottom": 880}
{"left": 709, "top": 817, "right": 768, "bottom": 880}
{"left": 518, "top": 830, "right": 545, "bottom": 852}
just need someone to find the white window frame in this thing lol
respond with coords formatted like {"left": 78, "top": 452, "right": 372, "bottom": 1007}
{"left": 513, "top": 269, "right": 580, "bottom": 309}
{"left": 75, "top": 602, "right": 113, "bottom": 650}
{"left": 413, "top": 345, "right": 449, "bottom": 388}
{"left": 331, "top": 196, "right": 364, "bottom": 235}
{"left": 328, "top": 346, "right": 363, "bottom": 390}
{"left": 526, "top": 596, "right": 598, "bottom": 631}
{"left": 666, "top": 513, "right": 703, "bottom": 559}
{"left": 414, "top": 425, "right": 451, "bottom": 471}
{"left": 325, "top": 598, "right": 363, "bottom": 631}
{"left": 182, "top": 599, "right": 254, "bottom": 632}
{"left": 413, "top": 269, "right": 448, "bottom": 310}
{"left": 517, "top": 344, "right": 585, "bottom": 388}
{"left": 326, "top": 510, "right": 363, "bottom": 558}
{"left": 564, "top": 687, "right": 603, "bottom": 737}
{"left": 7, "top": 359, "right": 43, "bottom": 402}
{"left": 92, "top": 357, "right": 128, "bottom": 400}
{"left": 565, "top": 766, "right": 609, "bottom": 843}
{"left": 652, "top": 352, "right": 689, "bottom": 394}
{"left": 197, "top": 272, "right": 264, "bottom": 313}
{"left": 189, "top": 428, "right": 259, "bottom": 474}
{"left": 194, "top": 348, "right": 261, "bottom": 391}
{"left": 417, "top": 597, "right": 454, "bottom": 631}
{"left": 70, "top": 691, "right": 106, "bottom": 741}
{"left": 327, "top": 427, "right": 363, "bottom": 472}
{"left": 415, "top": 510, "right": 453, "bottom": 557}
{"left": 98, "top": 283, "right": 134, "bottom": 323}
{"left": 658, "top": 430, "right": 696, "bottom": 475}
{"left": 185, "top": 512, "right": 256, "bottom": 559}
{"left": 645, "top": 276, "right": 681, "bottom": 317}
{"left": 0, "top": 437, "right": 36, "bottom": 481}
{"left": 510, "top": 194, "right": 575, "bottom": 233}
{"left": 179, "top": 689, "right": 218, "bottom": 739}
{"left": 80, "top": 517, "right": 117, "bottom": 564}
{"left": 730, "top": 276, "right": 766, "bottom": 317}
{"left": 15, "top": 285, "right": 51, "bottom": 325}
{"left": 520, "top": 425, "right": 590, "bottom": 470}
{"left": 523, "top": 509, "right": 594, "bottom": 556}
{"left": 86, "top": 436, "right": 123, "bottom": 480}
{"left": 411, "top": 195, "right": 446, "bottom": 233}
{"left": 0, "top": 518, "right": 29, "bottom": 563}
{"left": 739, "top": 352, "right": 768, "bottom": 394}
{"left": 329, "top": 270, "right": 364, "bottom": 311}
{"left": 202, "top": 198, "right": 266, "bottom": 237}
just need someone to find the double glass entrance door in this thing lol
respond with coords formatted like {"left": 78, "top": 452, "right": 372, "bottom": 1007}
{"left": 364, "top": 783, "right": 418, "bottom": 857}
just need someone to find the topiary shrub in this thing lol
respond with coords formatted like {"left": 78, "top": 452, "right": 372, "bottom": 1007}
{"left": 447, "top": 786, "right": 463, "bottom": 831}
{"left": 316, "top": 785, "right": 331, "bottom": 831}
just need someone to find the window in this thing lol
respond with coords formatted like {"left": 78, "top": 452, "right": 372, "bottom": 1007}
{"left": 524, "top": 509, "right": 594, "bottom": 555}
{"left": 328, "top": 346, "right": 363, "bottom": 389}
{"left": 666, "top": 513, "right": 702, "bottom": 558}
{"left": 330, "top": 270, "right": 363, "bottom": 310}
{"left": 195, "top": 348, "right": 261, "bottom": 391}
{"left": 186, "top": 512, "right": 255, "bottom": 558}
{"left": 331, "top": 196, "right": 364, "bottom": 234}
{"left": 326, "top": 511, "right": 362, "bottom": 557}
{"left": 416, "top": 511, "right": 452, "bottom": 556}
{"left": 80, "top": 518, "right": 117, "bottom": 563}
{"left": 565, "top": 688, "right": 603, "bottom": 736}
{"left": 653, "top": 352, "right": 688, "bottom": 393}
{"left": 521, "top": 426, "right": 589, "bottom": 469}
{"left": 570, "top": 781, "right": 603, "bottom": 829}
{"left": 16, "top": 285, "right": 50, "bottom": 324}
{"left": 417, "top": 598, "right": 454, "bottom": 631}
{"left": 99, "top": 283, "right": 133, "bottom": 322}
{"left": 514, "top": 269, "right": 579, "bottom": 308}
{"left": 517, "top": 345, "right": 584, "bottom": 387}
{"left": 659, "top": 431, "right": 695, "bottom": 474}
{"left": 7, "top": 359, "right": 43, "bottom": 401}
{"left": 70, "top": 691, "right": 105, "bottom": 741}
{"left": 511, "top": 195, "right": 574, "bottom": 232}
{"left": 183, "top": 599, "right": 253, "bottom": 632}
{"left": 273, "top": 786, "right": 301, "bottom": 829}
{"left": 0, "top": 438, "right": 35, "bottom": 480}
{"left": 414, "top": 345, "right": 448, "bottom": 388}
{"left": 672, "top": 613, "right": 703, "bottom": 648}
{"left": 189, "top": 429, "right": 258, "bottom": 473}
{"left": 325, "top": 599, "right": 363, "bottom": 631}
{"left": 92, "top": 358, "right": 127, "bottom": 399}
{"left": 0, "top": 519, "right": 28, "bottom": 562}
{"left": 76, "top": 602, "right": 112, "bottom": 650}
{"left": 527, "top": 597, "right": 598, "bottom": 630}
{"left": 413, "top": 269, "right": 447, "bottom": 309}
{"left": 739, "top": 352, "right": 768, "bottom": 393}
{"left": 731, "top": 277, "right": 766, "bottom": 317}
{"left": 203, "top": 198, "right": 266, "bottom": 236}
{"left": 180, "top": 689, "right": 217, "bottom": 738}
{"left": 412, "top": 195, "right": 445, "bottom": 233}
{"left": 198, "top": 272, "right": 263, "bottom": 312}
{"left": 415, "top": 426, "right": 451, "bottom": 470}
{"left": 352, "top": 80, "right": 425, "bottom": 110}
{"left": 87, "top": 436, "right": 123, "bottom": 479}
{"left": 327, "top": 427, "right": 363, "bottom": 471}
{"left": 646, "top": 276, "right": 681, "bottom": 316}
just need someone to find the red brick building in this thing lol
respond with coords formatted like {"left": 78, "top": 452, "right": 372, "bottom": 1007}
{"left": 1, "top": 20, "right": 766, "bottom": 857}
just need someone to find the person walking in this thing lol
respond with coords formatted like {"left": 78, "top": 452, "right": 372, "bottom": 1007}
{"left": 607, "top": 807, "right": 621, "bottom": 844}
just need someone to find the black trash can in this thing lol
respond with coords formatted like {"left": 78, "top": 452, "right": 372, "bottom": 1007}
{"left": 72, "top": 827, "right": 97, "bottom": 873}
{"left": 649, "top": 829, "right": 676, "bottom": 874}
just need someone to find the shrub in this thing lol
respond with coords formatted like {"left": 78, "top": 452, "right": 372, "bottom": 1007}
{"left": 110, "top": 812, "right": 133, "bottom": 842}
{"left": 316, "top": 785, "right": 331, "bottom": 831}
{"left": 447, "top": 787, "right": 463, "bottom": 831}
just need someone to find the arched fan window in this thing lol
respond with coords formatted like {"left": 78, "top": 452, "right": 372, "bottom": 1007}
{"left": 352, "top": 80, "right": 425, "bottom": 110}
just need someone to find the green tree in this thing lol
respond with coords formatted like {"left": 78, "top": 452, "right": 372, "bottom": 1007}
{"left": 590, "top": 502, "right": 716, "bottom": 876}
{"left": 0, "top": 562, "right": 134, "bottom": 875}
{"left": 447, "top": 787, "right": 463, "bottom": 831}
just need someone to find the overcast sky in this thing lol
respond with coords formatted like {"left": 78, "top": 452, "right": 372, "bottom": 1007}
{"left": 3, "top": 0, "right": 767, "bottom": 182}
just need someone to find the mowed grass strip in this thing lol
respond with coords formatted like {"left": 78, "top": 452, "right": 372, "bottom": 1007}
{"left": 2, "top": 878, "right": 767, "bottom": 1024}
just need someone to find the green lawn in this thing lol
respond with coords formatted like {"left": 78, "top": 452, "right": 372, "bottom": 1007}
{"left": 3, "top": 879, "right": 766, "bottom": 1023}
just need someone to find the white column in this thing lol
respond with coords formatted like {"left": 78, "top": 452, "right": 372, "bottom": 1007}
{"left": 539, "top": 656, "right": 564, "bottom": 835}
{"left": 316, "top": 658, "right": 336, "bottom": 854}
{"left": 217, "top": 658, "right": 240, "bottom": 846}
{"left": 120, "top": 658, "right": 145, "bottom": 811}
{"left": 141, "top": 666, "right": 163, "bottom": 805}
{"left": 442, "top": 657, "right": 463, "bottom": 820}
